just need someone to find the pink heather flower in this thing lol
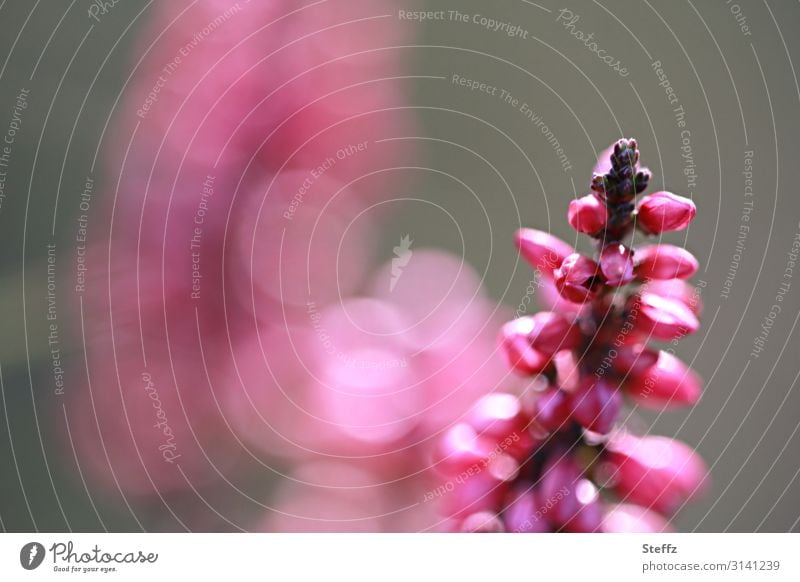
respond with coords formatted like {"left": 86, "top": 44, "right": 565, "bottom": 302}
{"left": 635, "top": 244, "right": 699, "bottom": 280}
{"left": 554, "top": 253, "right": 601, "bottom": 303}
{"left": 599, "top": 243, "right": 635, "bottom": 287}
{"left": 605, "top": 434, "right": 709, "bottom": 515}
{"left": 625, "top": 350, "right": 702, "bottom": 408}
{"left": 439, "top": 139, "right": 707, "bottom": 532}
{"left": 513, "top": 228, "right": 575, "bottom": 278}
{"left": 568, "top": 193, "right": 608, "bottom": 235}
{"left": 637, "top": 191, "right": 697, "bottom": 233}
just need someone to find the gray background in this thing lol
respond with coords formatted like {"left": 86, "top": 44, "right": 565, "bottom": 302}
{"left": 0, "top": 0, "right": 798, "bottom": 531}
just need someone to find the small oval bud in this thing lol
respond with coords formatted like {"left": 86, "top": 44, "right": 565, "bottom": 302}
{"left": 568, "top": 194, "right": 607, "bottom": 235}
{"left": 628, "top": 292, "right": 700, "bottom": 341}
{"left": 499, "top": 318, "right": 550, "bottom": 375}
{"left": 554, "top": 253, "right": 600, "bottom": 303}
{"left": 635, "top": 244, "right": 699, "bottom": 280}
{"left": 606, "top": 434, "right": 709, "bottom": 515}
{"left": 514, "top": 229, "right": 574, "bottom": 278}
{"left": 569, "top": 376, "right": 622, "bottom": 435}
{"left": 599, "top": 243, "right": 635, "bottom": 287}
{"left": 532, "top": 387, "right": 571, "bottom": 431}
{"left": 625, "top": 350, "right": 702, "bottom": 408}
{"left": 637, "top": 191, "right": 696, "bottom": 233}
{"left": 527, "top": 311, "right": 583, "bottom": 355}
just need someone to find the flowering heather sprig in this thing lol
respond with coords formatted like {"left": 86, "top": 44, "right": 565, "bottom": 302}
{"left": 436, "top": 139, "right": 707, "bottom": 532}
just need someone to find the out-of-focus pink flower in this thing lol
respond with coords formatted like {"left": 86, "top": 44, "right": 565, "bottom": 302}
{"left": 228, "top": 172, "right": 375, "bottom": 317}
{"left": 69, "top": 0, "right": 437, "bottom": 531}
{"left": 637, "top": 192, "right": 697, "bottom": 233}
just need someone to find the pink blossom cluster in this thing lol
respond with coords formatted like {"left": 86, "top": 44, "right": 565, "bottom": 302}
{"left": 436, "top": 139, "right": 709, "bottom": 533}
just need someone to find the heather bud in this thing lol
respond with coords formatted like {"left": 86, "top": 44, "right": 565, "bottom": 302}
{"left": 438, "top": 469, "right": 509, "bottom": 518}
{"left": 514, "top": 229, "right": 574, "bottom": 278}
{"left": 434, "top": 423, "right": 495, "bottom": 473}
{"left": 503, "top": 487, "right": 549, "bottom": 532}
{"left": 569, "top": 376, "right": 622, "bottom": 434}
{"left": 540, "top": 457, "right": 603, "bottom": 532}
{"left": 635, "top": 244, "right": 699, "bottom": 280}
{"left": 644, "top": 279, "right": 703, "bottom": 315}
{"left": 637, "top": 191, "right": 696, "bottom": 233}
{"left": 527, "top": 312, "right": 583, "bottom": 355}
{"left": 628, "top": 292, "right": 700, "bottom": 341}
{"left": 554, "top": 253, "right": 600, "bottom": 303}
{"left": 611, "top": 343, "right": 659, "bottom": 377}
{"left": 606, "top": 434, "right": 709, "bottom": 515}
{"left": 532, "top": 387, "right": 571, "bottom": 432}
{"left": 625, "top": 351, "right": 702, "bottom": 408}
{"left": 467, "top": 393, "right": 527, "bottom": 438}
{"left": 599, "top": 243, "right": 635, "bottom": 287}
{"left": 499, "top": 318, "right": 550, "bottom": 375}
{"left": 568, "top": 194, "right": 607, "bottom": 236}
